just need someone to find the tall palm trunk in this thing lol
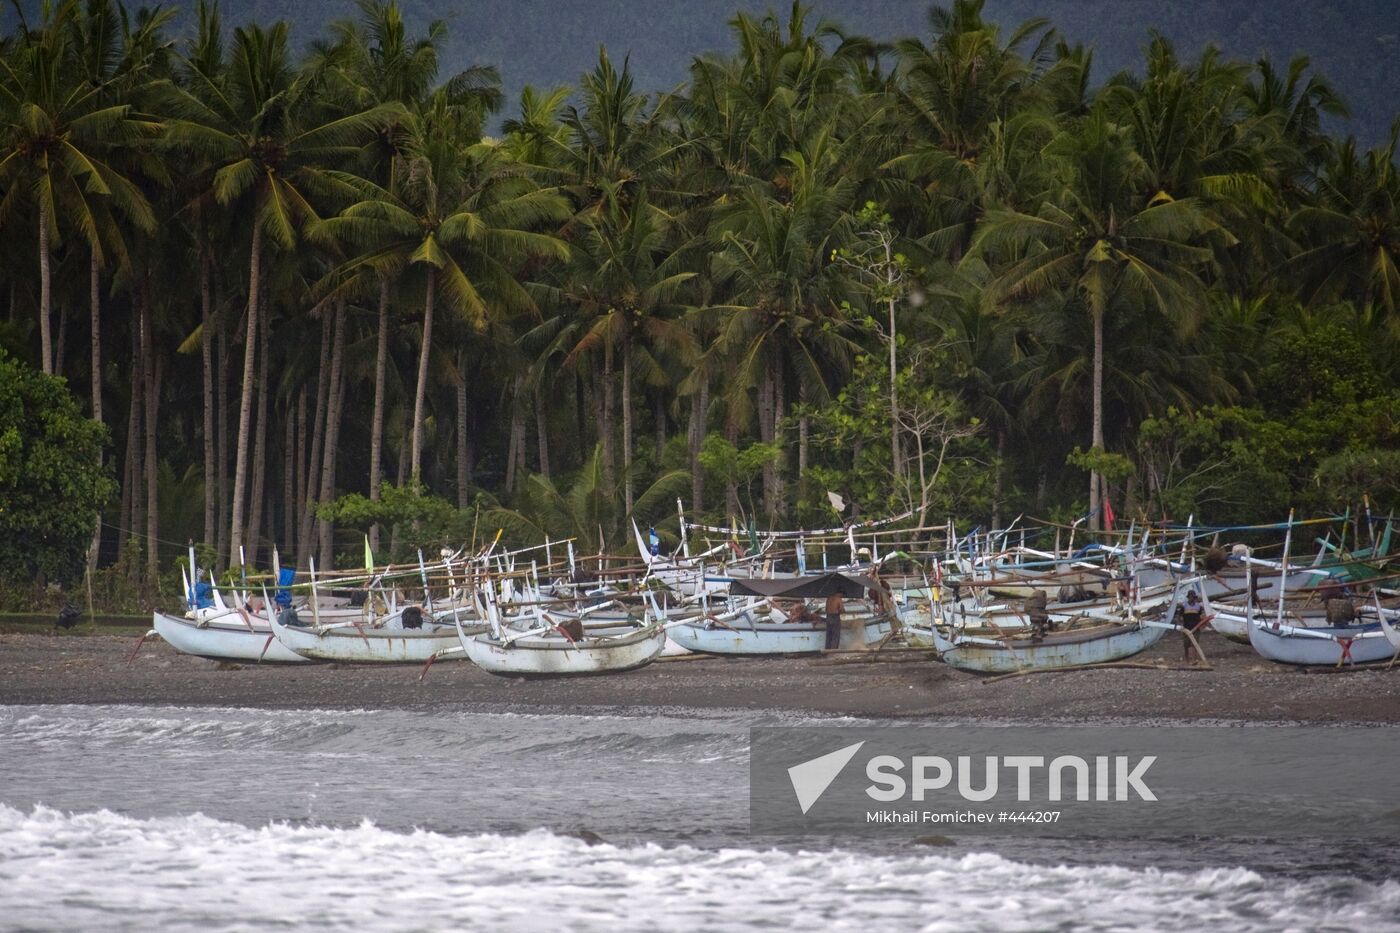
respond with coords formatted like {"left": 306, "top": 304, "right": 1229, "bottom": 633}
{"left": 299, "top": 317, "right": 332, "bottom": 565}
{"left": 1089, "top": 301, "right": 1105, "bottom": 532}
{"left": 216, "top": 281, "right": 230, "bottom": 566}
{"left": 772, "top": 356, "right": 785, "bottom": 517}
{"left": 293, "top": 388, "right": 307, "bottom": 545}
{"left": 283, "top": 398, "right": 296, "bottom": 547}
{"left": 37, "top": 199, "right": 53, "bottom": 375}
{"left": 758, "top": 356, "right": 778, "bottom": 518}
{"left": 127, "top": 304, "right": 145, "bottom": 577}
{"left": 117, "top": 407, "right": 134, "bottom": 563}
{"left": 291, "top": 389, "right": 306, "bottom": 545}
{"left": 724, "top": 411, "right": 740, "bottom": 519}
{"left": 87, "top": 249, "right": 103, "bottom": 573}
{"left": 200, "top": 250, "right": 216, "bottom": 547}
{"left": 318, "top": 303, "right": 347, "bottom": 569}
{"left": 534, "top": 382, "right": 550, "bottom": 480}
{"left": 505, "top": 380, "right": 522, "bottom": 493}
{"left": 369, "top": 278, "right": 390, "bottom": 551}
{"left": 410, "top": 269, "right": 435, "bottom": 484}
{"left": 600, "top": 346, "right": 615, "bottom": 489}
{"left": 992, "top": 431, "right": 1006, "bottom": 531}
{"left": 797, "top": 382, "right": 809, "bottom": 480}
{"left": 688, "top": 382, "right": 706, "bottom": 511}
{"left": 142, "top": 291, "right": 160, "bottom": 585}
{"left": 457, "top": 356, "right": 471, "bottom": 508}
{"left": 229, "top": 221, "right": 263, "bottom": 568}
{"left": 119, "top": 316, "right": 142, "bottom": 566}
{"left": 621, "top": 336, "right": 633, "bottom": 515}
{"left": 246, "top": 309, "right": 271, "bottom": 567}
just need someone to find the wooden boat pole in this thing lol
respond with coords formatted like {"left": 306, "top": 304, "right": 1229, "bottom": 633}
{"left": 308, "top": 557, "right": 322, "bottom": 630}
{"left": 1276, "top": 510, "right": 1294, "bottom": 629}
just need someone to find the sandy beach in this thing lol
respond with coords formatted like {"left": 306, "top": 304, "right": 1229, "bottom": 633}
{"left": 2, "top": 630, "right": 1397, "bottom": 722}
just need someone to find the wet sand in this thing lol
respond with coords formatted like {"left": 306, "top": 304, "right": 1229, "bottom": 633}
{"left": 0, "top": 630, "right": 1397, "bottom": 722}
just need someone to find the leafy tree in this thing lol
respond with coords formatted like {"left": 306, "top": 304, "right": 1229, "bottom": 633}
{"left": 0, "top": 0, "right": 162, "bottom": 375}
{"left": 972, "top": 108, "right": 1216, "bottom": 528}
{"left": 0, "top": 349, "right": 116, "bottom": 586}
{"left": 158, "top": 18, "right": 400, "bottom": 564}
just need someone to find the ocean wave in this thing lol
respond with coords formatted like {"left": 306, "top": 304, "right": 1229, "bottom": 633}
{"left": 0, "top": 707, "right": 359, "bottom": 751}
{"left": 1, "top": 805, "right": 1396, "bottom": 933}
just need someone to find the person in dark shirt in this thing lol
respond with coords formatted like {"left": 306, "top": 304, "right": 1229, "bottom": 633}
{"left": 1177, "top": 590, "right": 1207, "bottom": 662}
{"left": 824, "top": 591, "right": 844, "bottom": 650}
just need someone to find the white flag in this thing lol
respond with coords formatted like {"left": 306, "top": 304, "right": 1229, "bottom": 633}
{"left": 827, "top": 490, "right": 846, "bottom": 514}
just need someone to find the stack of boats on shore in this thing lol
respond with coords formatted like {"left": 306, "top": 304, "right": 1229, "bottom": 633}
{"left": 141, "top": 506, "right": 1400, "bottom": 677}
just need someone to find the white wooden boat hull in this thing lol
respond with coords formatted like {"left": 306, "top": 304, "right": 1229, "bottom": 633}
{"left": 1137, "top": 566, "right": 1330, "bottom": 598}
{"left": 270, "top": 614, "right": 476, "bottom": 663}
{"left": 460, "top": 624, "right": 666, "bottom": 676}
{"left": 932, "top": 622, "right": 1167, "bottom": 674}
{"left": 151, "top": 611, "right": 311, "bottom": 664}
{"left": 1246, "top": 618, "right": 1396, "bottom": 666}
{"left": 667, "top": 615, "right": 891, "bottom": 655}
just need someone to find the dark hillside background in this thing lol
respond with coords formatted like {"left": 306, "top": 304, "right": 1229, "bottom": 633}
{"left": 7, "top": 1, "right": 1398, "bottom": 142}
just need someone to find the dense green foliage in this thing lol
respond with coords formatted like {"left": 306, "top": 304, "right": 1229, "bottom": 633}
{"left": 11, "top": 1, "right": 1396, "bottom": 145}
{"left": 0, "top": 350, "right": 115, "bottom": 585}
{"left": 1, "top": 0, "right": 1398, "bottom": 580}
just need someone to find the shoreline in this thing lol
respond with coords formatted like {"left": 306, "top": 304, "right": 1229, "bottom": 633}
{"left": 3, "top": 631, "right": 1398, "bottom": 723}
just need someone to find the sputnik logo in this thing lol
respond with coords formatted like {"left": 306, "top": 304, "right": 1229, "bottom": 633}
{"left": 787, "top": 741, "right": 865, "bottom": 814}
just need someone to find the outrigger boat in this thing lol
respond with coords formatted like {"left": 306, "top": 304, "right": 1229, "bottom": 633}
{"left": 1228, "top": 515, "right": 1400, "bottom": 666}
{"left": 266, "top": 604, "right": 482, "bottom": 663}
{"left": 666, "top": 573, "right": 893, "bottom": 655}
{"left": 449, "top": 588, "right": 668, "bottom": 677}
{"left": 149, "top": 607, "right": 312, "bottom": 664}
{"left": 929, "top": 615, "right": 1171, "bottom": 674}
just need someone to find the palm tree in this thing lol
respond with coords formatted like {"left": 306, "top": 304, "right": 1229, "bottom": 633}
{"left": 553, "top": 190, "right": 698, "bottom": 514}
{"left": 971, "top": 109, "right": 1217, "bottom": 528}
{"left": 313, "top": 91, "right": 568, "bottom": 486}
{"left": 318, "top": 0, "right": 501, "bottom": 549}
{"left": 158, "top": 19, "right": 399, "bottom": 564}
{"left": 1287, "top": 124, "right": 1400, "bottom": 314}
{"left": 0, "top": 0, "right": 162, "bottom": 375}
{"left": 879, "top": 0, "right": 1055, "bottom": 260}
{"left": 705, "top": 133, "right": 866, "bottom": 517}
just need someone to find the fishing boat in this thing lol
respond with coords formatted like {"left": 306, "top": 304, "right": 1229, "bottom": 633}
{"left": 665, "top": 573, "right": 893, "bottom": 655}
{"left": 148, "top": 608, "right": 312, "bottom": 664}
{"left": 930, "top": 616, "right": 1171, "bottom": 674}
{"left": 1222, "top": 515, "right": 1400, "bottom": 666}
{"left": 1246, "top": 614, "right": 1398, "bottom": 666}
{"left": 455, "top": 613, "right": 667, "bottom": 676}
{"left": 267, "top": 604, "right": 481, "bottom": 663}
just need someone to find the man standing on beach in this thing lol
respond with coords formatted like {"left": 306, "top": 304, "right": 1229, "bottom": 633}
{"left": 824, "top": 591, "right": 844, "bottom": 650}
{"left": 1177, "top": 590, "right": 1209, "bottom": 663}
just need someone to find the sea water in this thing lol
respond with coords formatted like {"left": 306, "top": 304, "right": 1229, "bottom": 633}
{"left": 0, "top": 705, "right": 1395, "bottom": 931}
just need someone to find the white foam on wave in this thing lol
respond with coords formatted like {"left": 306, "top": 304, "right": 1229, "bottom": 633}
{"left": 2, "top": 805, "right": 1396, "bottom": 933}
{"left": 0, "top": 707, "right": 358, "bottom": 751}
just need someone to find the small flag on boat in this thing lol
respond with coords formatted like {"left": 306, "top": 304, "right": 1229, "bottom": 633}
{"left": 364, "top": 535, "right": 374, "bottom": 572}
{"left": 648, "top": 526, "right": 660, "bottom": 556}
{"left": 1104, "top": 497, "right": 1116, "bottom": 531}
{"left": 827, "top": 490, "right": 846, "bottom": 514}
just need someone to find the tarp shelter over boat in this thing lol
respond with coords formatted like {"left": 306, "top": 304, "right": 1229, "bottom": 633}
{"left": 729, "top": 573, "right": 877, "bottom": 599}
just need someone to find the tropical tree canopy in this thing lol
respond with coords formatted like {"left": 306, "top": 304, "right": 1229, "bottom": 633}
{"left": 1, "top": 0, "right": 1398, "bottom": 590}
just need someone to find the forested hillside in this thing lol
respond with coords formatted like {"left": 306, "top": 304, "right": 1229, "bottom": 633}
{"left": 1, "top": 0, "right": 1397, "bottom": 594}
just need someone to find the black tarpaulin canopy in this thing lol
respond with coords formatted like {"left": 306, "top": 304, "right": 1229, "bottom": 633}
{"left": 728, "top": 573, "right": 877, "bottom": 599}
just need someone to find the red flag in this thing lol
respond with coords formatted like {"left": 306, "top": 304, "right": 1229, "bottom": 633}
{"left": 1103, "top": 497, "right": 1116, "bottom": 531}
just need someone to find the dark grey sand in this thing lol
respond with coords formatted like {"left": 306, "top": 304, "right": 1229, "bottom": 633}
{"left": 2, "top": 630, "right": 1397, "bottom": 722}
